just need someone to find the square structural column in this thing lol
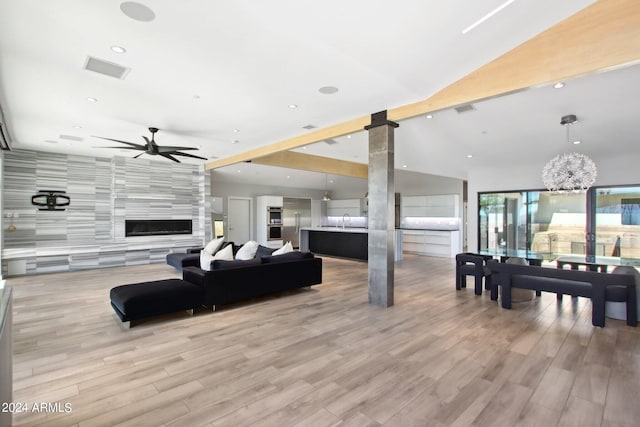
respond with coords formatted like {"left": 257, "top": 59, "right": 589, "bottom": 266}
{"left": 365, "top": 111, "right": 398, "bottom": 308}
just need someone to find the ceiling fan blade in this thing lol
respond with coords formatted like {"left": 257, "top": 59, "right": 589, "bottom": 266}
{"left": 142, "top": 136, "right": 151, "bottom": 144}
{"left": 157, "top": 145, "right": 199, "bottom": 153}
{"left": 92, "top": 136, "right": 146, "bottom": 149}
{"left": 92, "top": 146, "right": 142, "bottom": 150}
{"left": 169, "top": 151, "right": 208, "bottom": 160}
{"left": 160, "top": 153, "right": 181, "bottom": 163}
{"left": 133, "top": 152, "right": 145, "bottom": 159}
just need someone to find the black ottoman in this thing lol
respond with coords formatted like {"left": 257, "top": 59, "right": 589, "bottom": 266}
{"left": 110, "top": 279, "right": 203, "bottom": 328}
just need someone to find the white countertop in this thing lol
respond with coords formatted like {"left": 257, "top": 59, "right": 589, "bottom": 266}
{"left": 300, "top": 227, "right": 369, "bottom": 234}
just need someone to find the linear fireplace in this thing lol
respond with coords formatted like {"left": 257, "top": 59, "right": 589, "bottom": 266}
{"left": 125, "top": 219, "right": 192, "bottom": 237}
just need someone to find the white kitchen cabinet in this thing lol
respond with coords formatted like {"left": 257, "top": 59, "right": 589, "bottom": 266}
{"left": 402, "top": 229, "right": 460, "bottom": 258}
{"left": 401, "top": 194, "right": 459, "bottom": 217}
{"left": 326, "top": 199, "right": 361, "bottom": 217}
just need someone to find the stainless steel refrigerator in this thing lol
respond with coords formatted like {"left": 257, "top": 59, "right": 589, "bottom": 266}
{"left": 282, "top": 197, "right": 311, "bottom": 248}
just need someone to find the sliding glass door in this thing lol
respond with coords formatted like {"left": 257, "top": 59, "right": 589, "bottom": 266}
{"left": 479, "top": 185, "right": 640, "bottom": 260}
{"left": 595, "top": 186, "right": 640, "bottom": 259}
{"left": 479, "top": 190, "right": 587, "bottom": 259}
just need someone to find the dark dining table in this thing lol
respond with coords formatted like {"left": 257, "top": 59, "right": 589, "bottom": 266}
{"left": 555, "top": 255, "right": 640, "bottom": 273}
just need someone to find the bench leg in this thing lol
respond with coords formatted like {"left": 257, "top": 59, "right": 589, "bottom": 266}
{"left": 627, "top": 285, "right": 637, "bottom": 327}
{"left": 501, "top": 285, "right": 512, "bottom": 309}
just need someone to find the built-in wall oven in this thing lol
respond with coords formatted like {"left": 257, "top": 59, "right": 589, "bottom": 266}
{"left": 267, "top": 206, "right": 282, "bottom": 240}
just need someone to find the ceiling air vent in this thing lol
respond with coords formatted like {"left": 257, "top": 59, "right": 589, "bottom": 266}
{"left": 83, "top": 56, "right": 130, "bottom": 79}
{"left": 454, "top": 104, "right": 476, "bottom": 114}
{"left": 59, "top": 134, "right": 84, "bottom": 142}
{"left": 302, "top": 124, "right": 317, "bottom": 130}
{"left": 323, "top": 139, "right": 338, "bottom": 145}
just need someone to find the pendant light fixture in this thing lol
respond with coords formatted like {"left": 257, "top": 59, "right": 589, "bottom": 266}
{"left": 542, "top": 114, "right": 597, "bottom": 193}
{"left": 322, "top": 173, "right": 331, "bottom": 201}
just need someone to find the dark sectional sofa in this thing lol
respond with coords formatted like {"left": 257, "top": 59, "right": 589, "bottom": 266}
{"left": 182, "top": 251, "right": 323, "bottom": 310}
{"left": 111, "top": 247, "right": 323, "bottom": 327}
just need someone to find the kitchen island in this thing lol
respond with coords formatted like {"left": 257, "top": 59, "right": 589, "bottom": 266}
{"left": 299, "top": 227, "right": 403, "bottom": 261}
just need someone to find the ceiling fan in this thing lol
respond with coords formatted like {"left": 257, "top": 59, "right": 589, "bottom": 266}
{"left": 93, "top": 127, "right": 207, "bottom": 163}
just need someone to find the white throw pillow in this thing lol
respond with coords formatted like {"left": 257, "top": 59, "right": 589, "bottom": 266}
{"left": 200, "top": 243, "right": 233, "bottom": 271}
{"left": 213, "top": 244, "right": 234, "bottom": 260}
{"left": 272, "top": 241, "right": 293, "bottom": 256}
{"left": 203, "top": 236, "right": 224, "bottom": 255}
{"left": 235, "top": 240, "right": 259, "bottom": 260}
{"left": 200, "top": 251, "right": 214, "bottom": 271}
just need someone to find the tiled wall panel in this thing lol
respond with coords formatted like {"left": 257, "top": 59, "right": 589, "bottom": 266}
{"left": 2, "top": 150, "right": 210, "bottom": 275}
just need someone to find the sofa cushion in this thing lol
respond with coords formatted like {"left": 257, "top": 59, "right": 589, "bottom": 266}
{"left": 255, "top": 244, "right": 276, "bottom": 258}
{"left": 212, "top": 258, "right": 261, "bottom": 270}
{"left": 262, "top": 251, "right": 314, "bottom": 264}
{"left": 236, "top": 240, "right": 259, "bottom": 260}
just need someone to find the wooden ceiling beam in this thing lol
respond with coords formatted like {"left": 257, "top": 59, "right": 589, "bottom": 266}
{"left": 388, "top": 0, "right": 640, "bottom": 121}
{"left": 251, "top": 151, "right": 368, "bottom": 179}
{"left": 206, "top": 116, "right": 369, "bottom": 170}
{"left": 206, "top": 0, "right": 640, "bottom": 170}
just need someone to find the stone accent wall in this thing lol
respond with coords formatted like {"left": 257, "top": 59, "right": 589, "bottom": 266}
{"left": 2, "top": 150, "right": 210, "bottom": 275}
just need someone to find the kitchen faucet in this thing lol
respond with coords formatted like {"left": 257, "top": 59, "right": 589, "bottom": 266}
{"left": 342, "top": 213, "right": 351, "bottom": 229}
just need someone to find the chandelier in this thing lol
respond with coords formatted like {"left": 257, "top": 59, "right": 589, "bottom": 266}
{"left": 541, "top": 114, "right": 597, "bottom": 193}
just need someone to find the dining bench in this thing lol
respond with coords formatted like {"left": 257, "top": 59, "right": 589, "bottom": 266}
{"left": 488, "top": 262, "right": 637, "bottom": 327}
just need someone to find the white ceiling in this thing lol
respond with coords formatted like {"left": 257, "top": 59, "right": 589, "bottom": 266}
{"left": 3, "top": 0, "right": 631, "bottom": 193}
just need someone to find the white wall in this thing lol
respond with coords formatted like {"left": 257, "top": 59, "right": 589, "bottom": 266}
{"left": 466, "top": 153, "right": 640, "bottom": 252}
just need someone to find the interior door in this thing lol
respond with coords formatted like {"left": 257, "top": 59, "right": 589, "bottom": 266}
{"left": 227, "top": 197, "right": 251, "bottom": 244}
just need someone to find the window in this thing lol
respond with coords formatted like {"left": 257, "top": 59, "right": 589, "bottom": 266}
{"left": 479, "top": 185, "right": 640, "bottom": 260}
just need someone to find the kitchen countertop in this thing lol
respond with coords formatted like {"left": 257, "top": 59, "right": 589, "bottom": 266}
{"left": 300, "top": 227, "right": 369, "bottom": 234}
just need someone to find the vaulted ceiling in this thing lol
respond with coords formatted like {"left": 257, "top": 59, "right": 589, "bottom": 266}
{"left": 1, "top": 1, "right": 639, "bottom": 191}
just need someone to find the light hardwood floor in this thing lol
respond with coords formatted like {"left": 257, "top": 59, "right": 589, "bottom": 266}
{"left": 6, "top": 254, "right": 640, "bottom": 426}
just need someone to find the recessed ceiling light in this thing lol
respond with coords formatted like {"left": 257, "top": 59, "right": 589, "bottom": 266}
{"left": 233, "top": 129, "right": 240, "bottom": 133}
{"left": 318, "top": 86, "right": 339, "bottom": 95}
{"left": 236, "top": 169, "right": 241, "bottom": 173}
{"left": 346, "top": 135, "right": 352, "bottom": 139}
{"left": 286, "top": 175, "right": 291, "bottom": 179}
{"left": 426, "top": 114, "right": 433, "bottom": 119}
{"left": 73, "top": 125, "right": 82, "bottom": 129}
{"left": 467, "top": 154, "right": 473, "bottom": 158}
{"left": 110, "top": 45, "right": 126, "bottom": 54}
{"left": 553, "top": 82, "right": 565, "bottom": 89}
{"left": 402, "top": 164, "right": 408, "bottom": 168}
{"left": 462, "top": 0, "right": 516, "bottom": 34}
{"left": 302, "top": 146, "right": 307, "bottom": 150}
{"left": 573, "top": 140, "right": 582, "bottom": 145}
{"left": 87, "top": 97, "right": 98, "bottom": 102}
{"left": 120, "top": 2, "right": 156, "bottom": 22}
{"left": 232, "top": 140, "right": 239, "bottom": 144}
{"left": 329, "top": 180, "right": 334, "bottom": 184}
{"left": 289, "top": 104, "right": 298, "bottom": 109}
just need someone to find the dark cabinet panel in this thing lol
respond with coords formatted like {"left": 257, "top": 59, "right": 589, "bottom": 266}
{"left": 308, "top": 231, "right": 368, "bottom": 260}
